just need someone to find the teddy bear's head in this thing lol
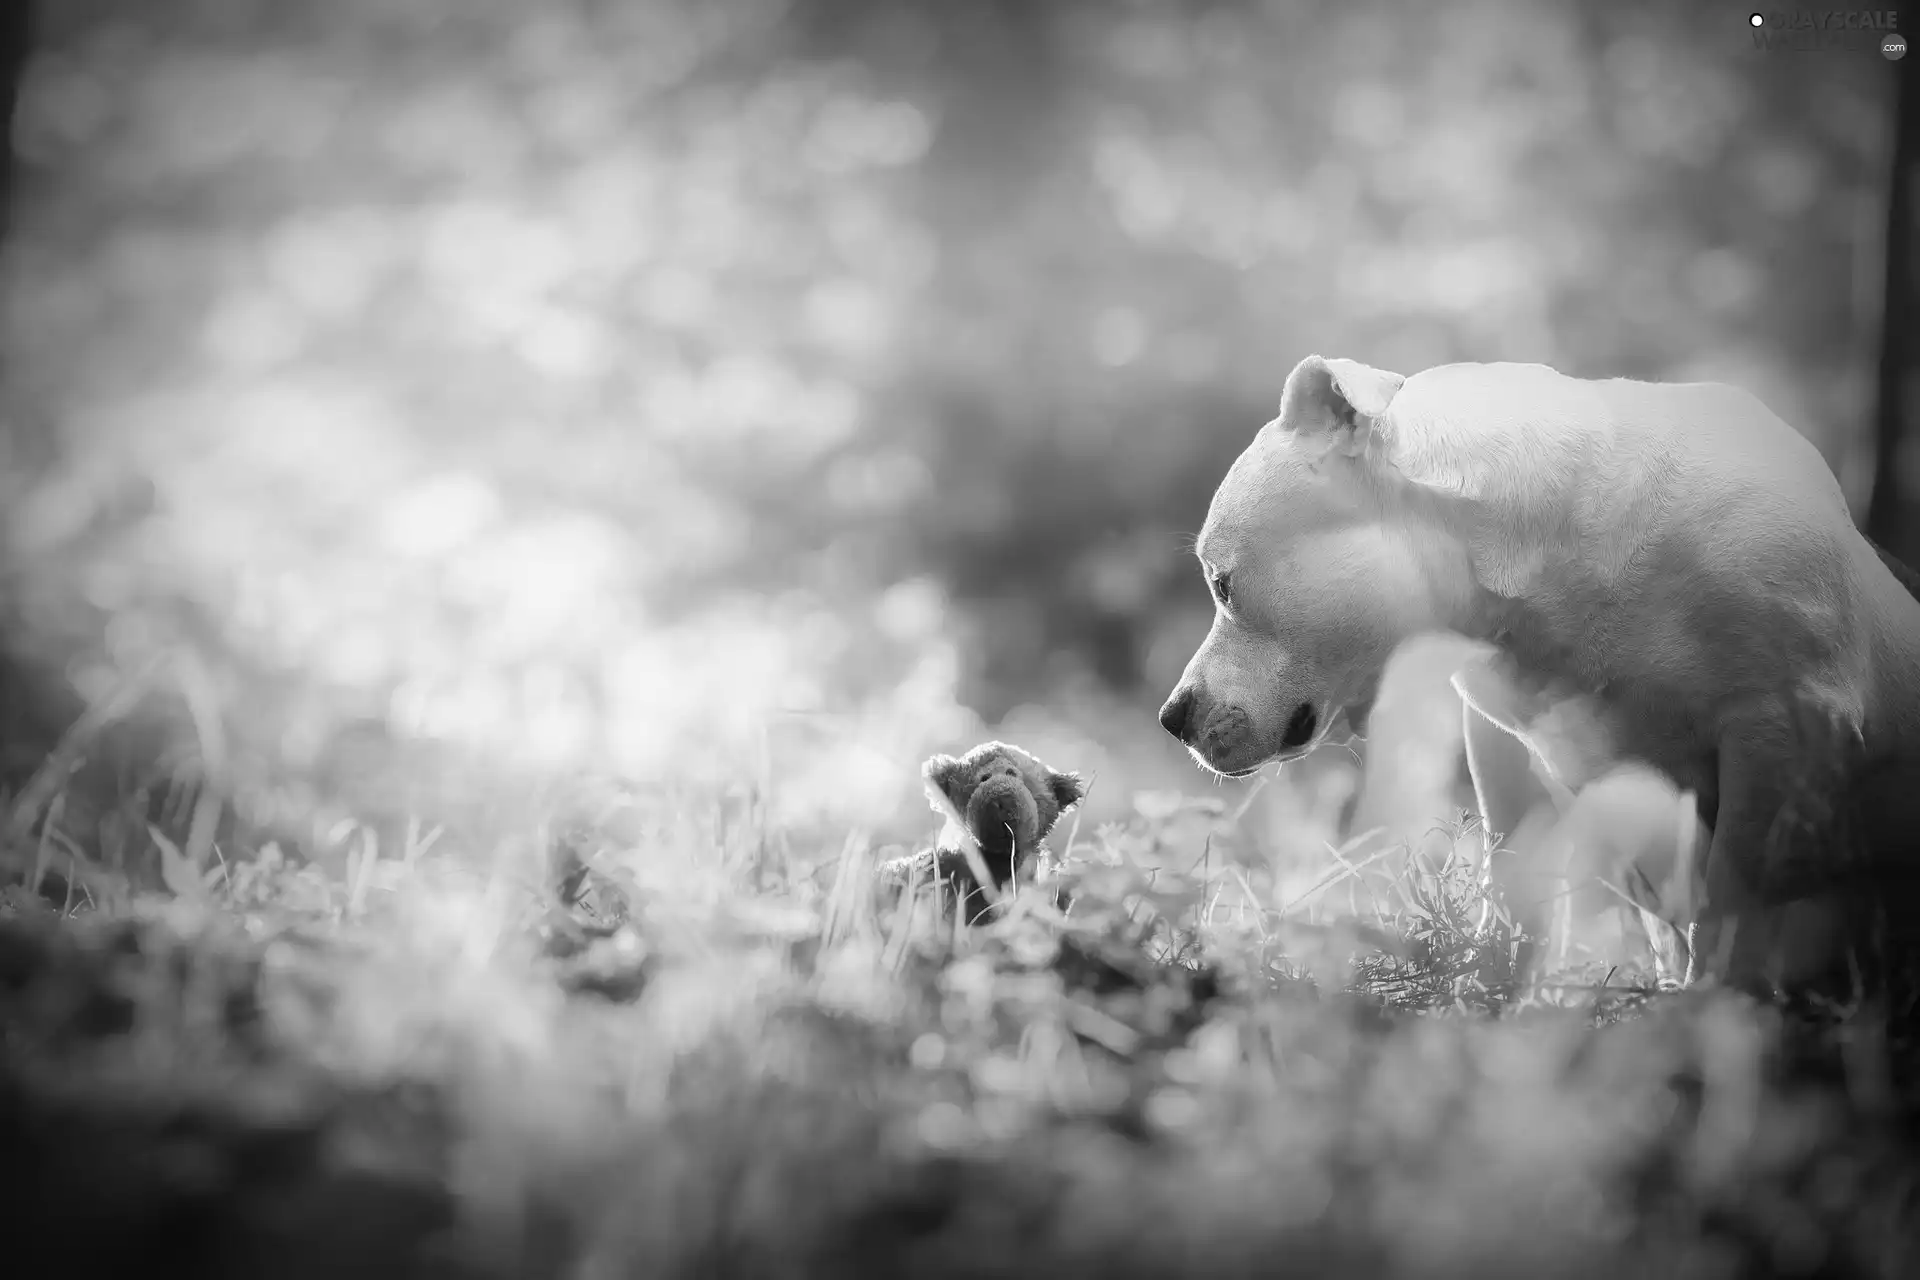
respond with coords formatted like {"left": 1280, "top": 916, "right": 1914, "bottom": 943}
{"left": 921, "top": 740, "right": 1084, "bottom": 883}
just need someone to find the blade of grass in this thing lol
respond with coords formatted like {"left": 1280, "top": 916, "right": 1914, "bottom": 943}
{"left": 5, "top": 653, "right": 164, "bottom": 844}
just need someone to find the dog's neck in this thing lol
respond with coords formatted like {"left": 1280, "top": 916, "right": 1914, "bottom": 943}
{"left": 1393, "top": 478, "right": 1615, "bottom": 694}
{"left": 1374, "top": 384, "right": 1654, "bottom": 605}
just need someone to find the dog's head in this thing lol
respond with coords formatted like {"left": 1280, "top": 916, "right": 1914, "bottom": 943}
{"left": 1158, "top": 354, "right": 1468, "bottom": 778}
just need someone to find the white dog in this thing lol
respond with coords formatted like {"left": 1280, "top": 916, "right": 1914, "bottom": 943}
{"left": 1159, "top": 355, "right": 1920, "bottom": 998}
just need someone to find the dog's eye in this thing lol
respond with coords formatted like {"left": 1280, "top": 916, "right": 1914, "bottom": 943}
{"left": 1210, "top": 571, "right": 1233, "bottom": 608}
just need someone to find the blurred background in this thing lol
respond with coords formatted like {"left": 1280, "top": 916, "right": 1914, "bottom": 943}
{"left": 0, "top": 0, "right": 1904, "bottom": 884}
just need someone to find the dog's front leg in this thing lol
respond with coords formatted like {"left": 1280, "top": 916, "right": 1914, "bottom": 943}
{"left": 1460, "top": 696, "right": 1564, "bottom": 981}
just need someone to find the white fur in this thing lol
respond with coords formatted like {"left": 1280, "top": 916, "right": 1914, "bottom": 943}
{"left": 1165, "top": 355, "right": 1920, "bottom": 996}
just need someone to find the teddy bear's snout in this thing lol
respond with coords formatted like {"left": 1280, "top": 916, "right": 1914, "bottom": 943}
{"left": 967, "top": 779, "right": 1039, "bottom": 853}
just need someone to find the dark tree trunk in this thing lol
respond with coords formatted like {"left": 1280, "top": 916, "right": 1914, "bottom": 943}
{"left": 0, "top": 3, "right": 71, "bottom": 796}
{"left": 0, "top": 0, "right": 28, "bottom": 250}
{"left": 1869, "top": 62, "right": 1920, "bottom": 565}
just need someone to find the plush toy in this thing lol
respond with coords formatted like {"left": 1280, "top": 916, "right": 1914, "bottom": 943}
{"left": 881, "top": 740, "right": 1086, "bottom": 925}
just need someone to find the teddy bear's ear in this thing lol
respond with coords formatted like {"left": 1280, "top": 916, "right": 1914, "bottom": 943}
{"left": 922, "top": 753, "right": 966, "bottom": 798}
{"left": 1049, "top": 770, "right": 1085, "bottom": 812}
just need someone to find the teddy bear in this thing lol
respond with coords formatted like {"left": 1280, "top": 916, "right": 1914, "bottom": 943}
{"left": 879, "top": 740, "right": 1085, "bottom": 926}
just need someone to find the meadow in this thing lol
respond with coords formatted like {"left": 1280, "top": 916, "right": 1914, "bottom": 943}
{"left": 5, "top": 687, "right": 1920, "bottom": 1278}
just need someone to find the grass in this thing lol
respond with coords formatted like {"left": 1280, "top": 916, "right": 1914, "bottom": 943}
{"left": 3, "top": 684, "right": 1920, "bottom": 1279}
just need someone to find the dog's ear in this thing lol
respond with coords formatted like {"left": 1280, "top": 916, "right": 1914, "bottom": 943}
{"left": 1276, "top": 355, "right": 1404, "bottom": 457}
{"left": 1049, "top": 770, "right": 1085, "bottom": 814}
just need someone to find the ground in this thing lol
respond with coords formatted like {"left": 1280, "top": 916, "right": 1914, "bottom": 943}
{"left": 3, "top": 749, "right": 1920, "bottom": 1280}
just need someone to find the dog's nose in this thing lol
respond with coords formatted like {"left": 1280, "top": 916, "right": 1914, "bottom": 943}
{"left": 1158, "top": 688, "right": 1195, "bottom": 743}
